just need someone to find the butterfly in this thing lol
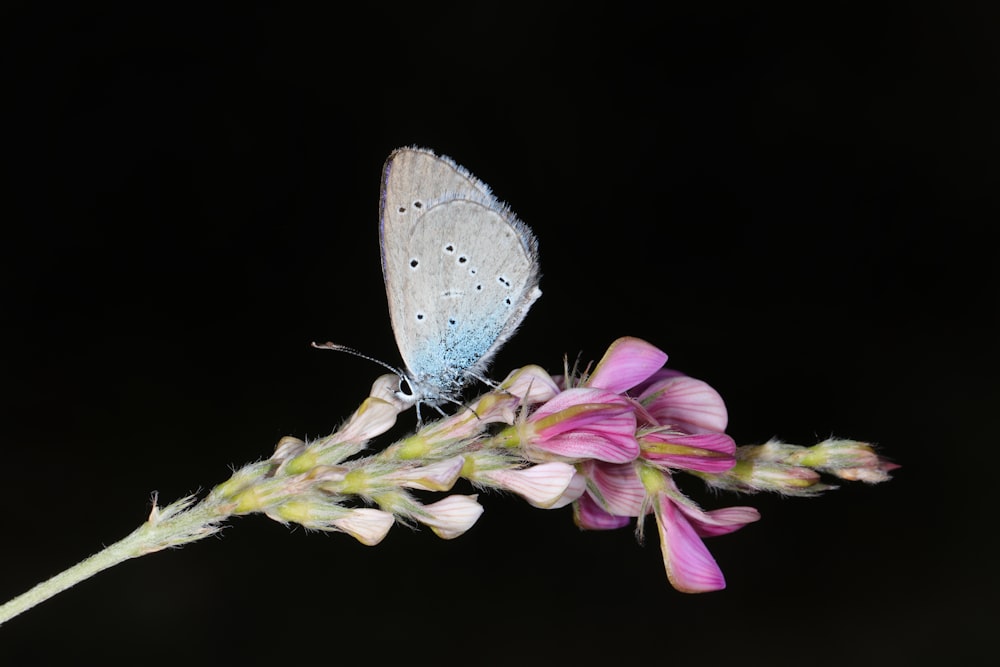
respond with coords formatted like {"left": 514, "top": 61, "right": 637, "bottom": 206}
{"left": 378, "top": 147, "right": 542, "bottom": 413}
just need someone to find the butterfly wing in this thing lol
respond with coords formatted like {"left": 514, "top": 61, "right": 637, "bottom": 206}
{"left": 379, "top": 147, "right": 541, "bottom": 402}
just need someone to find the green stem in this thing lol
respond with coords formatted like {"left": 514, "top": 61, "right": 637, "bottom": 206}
{"left": 0, "top": 496, "right": 230, "bottom": 626}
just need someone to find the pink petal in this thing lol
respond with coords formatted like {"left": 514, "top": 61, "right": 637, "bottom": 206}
{"left": 641, "top": 432, "right": 736, "bottom": 473}
{"left": 665, "top": 479, "right": 761, "bottom": 537}
{"left": 531, "top": 398, "right": 636, "bottom": 440}
{"left": 484, "top": 462, "right": 578, "bottom": 508}
{"left": 499, "top": 364, "right": 561, "bottom": 405}
{"left": 638, "top": 370, "right": 728, "bottom": 433}
{"left": 538, "top": 430, "right": 639, "bottom": 463}
{"left": 688, "top": 506, "right": 762, "bottom": 537}
{"left": 531, "top": 387, "right": 630, "bottom": 419}
{"left": 549, "top": 471, "right": 588, "bottom": 509}
{"left": 655, "top": 495, "right": 726, "bottom": 593}
{"left": 587, "top": 337, "right": 668, "bottom": 394}
{"left": 630, "top": 368, "right": 679, "bottom": 395}
{"left": 390, "top": 456, "right": 466, "bottom": 491}
{"left": 420, "top": 495, "right": 485, "bottom": 540}
{"left": 528, "top": 389, "right": 640, "bottom": 463}
{"left": 574, "top": 492, "right": 632, "bottom": 530}
{"left": 331, "top": 508, "right": 396, "bottom": 546}
{"left": 585, "top": 461, "right": 647, "bottom": 516}
{"left": 337, "top": 382, "right": 403, "bottom": 442}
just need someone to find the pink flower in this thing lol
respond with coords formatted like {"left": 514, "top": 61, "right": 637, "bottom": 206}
{"left": 417, "top": 495, "right": 485, "bottom": 540}
{"left": 502, "top": 387, "right": 640, "bottom": 464}
{"left": 538, "top": 337, "right": 758, "bottom": 593}
{"left": 489, "top": 336, "right": 891, "bottom": 593}
{"left": 475, "top": 462, "right": 581, "bottom": 509}
{"left": 574, "top": 458, "right": 760, "bottom": 592}
{"left": 566, "top": 338, "right": 738, "bottom": 527}
{"left": 499, "top": 364, "right": 561, "bottom": 406}
{"left": 329, "top": 508, "right": 396, "bottom": 547}
{"left": 653, "top": 474, "right": 760, "bottom": 593}
{"left": 507, "top": 337, "right": 672, "bottom": 465}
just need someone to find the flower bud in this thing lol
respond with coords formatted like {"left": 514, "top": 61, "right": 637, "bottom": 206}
{"left": 474, "top": 462, "right": 579, "bottom": 508}
{"left": 799, "top": 439, "right": 898, "bottom": 483}
{"left": 416, "top": 495, "right": 485, "bottom": 539}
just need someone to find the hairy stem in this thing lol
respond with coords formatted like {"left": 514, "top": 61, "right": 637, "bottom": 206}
{"left": 0, "top": 495, "right": 230, "bottom": 626}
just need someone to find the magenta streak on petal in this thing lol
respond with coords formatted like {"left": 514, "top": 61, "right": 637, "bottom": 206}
{"left": 531, "top": 387, "right": 630, "bottom": 418}
{"left": 641, "top": 432, "right": 737, "bottom": 473}
{"left": 532, "top": 401, "right": 636, "bottom": 440}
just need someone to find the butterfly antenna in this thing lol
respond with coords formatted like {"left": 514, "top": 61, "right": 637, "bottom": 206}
{"left": 310, "top": 341, "right": 406, "bottom": 378}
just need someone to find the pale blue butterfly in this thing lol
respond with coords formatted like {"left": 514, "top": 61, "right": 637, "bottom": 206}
{"left": 379, "top": 147, "right": 542, "bottom": 413}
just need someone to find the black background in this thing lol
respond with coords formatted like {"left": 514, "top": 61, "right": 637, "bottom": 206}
{"left": 1, "top": 4, "right": 996, "bottom": 664}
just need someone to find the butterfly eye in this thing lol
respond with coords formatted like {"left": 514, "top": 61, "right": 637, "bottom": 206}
{"left": 397, "top": 376, "right": 416, "bottom": 397}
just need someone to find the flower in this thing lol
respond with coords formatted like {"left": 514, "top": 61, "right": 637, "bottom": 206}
{"left": 337, "top": 374, "right": 410, "bottom": 442}
{"left": 281, "top": 336, "right": 893, "bottom": 595}
{"left": 496, "top": 383, "right": 640, "bottom": 464}
{"left": 268, "top": 500, "right": 396, "bottom": 546}
{"left": 416, "top": 495, "right": 485, "bottom": 540}
{"left": 328, "top": 508, "right": 396, "bottom": 546}
{"left": 473, "top": 462, "right": 581, "bottom": 508}
{"left": 534, "top": 337, "right": 759, "bottom": 592}
{"left": 385, "top": 456, "right": 466, "bottom": 491}
{"left": 499, "top": 364, "right": 561, "bottom": 405}
{"left": 651, "top": 473, "right": 760, "bottom": 593}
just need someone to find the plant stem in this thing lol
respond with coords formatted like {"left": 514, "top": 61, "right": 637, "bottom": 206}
{"left": 0, "top": 496, "right": 230, "bottom": 626}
